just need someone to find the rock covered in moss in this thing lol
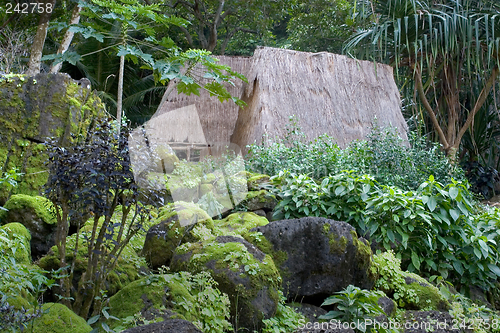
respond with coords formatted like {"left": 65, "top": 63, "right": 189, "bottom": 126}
{"left": 121, "top": 319, "right": 202, "bottom": 333}
{"left": 248, "top": 217, "right": 376, "bottom": 300}
{"left": 141, "top": 202, "right": 215, "bottom": 268}
{"left": 0, "top": 194, "right": 56, "bottom": 259}
{"left": 0, "top": 74, "right": 105, "bottom": 201}
{"left": 171, "top": 235, "right": 281, "bottom": 332}
{"left": 372, "top": 251, "right": 450, "bottom": 311}
{"left": 29, "top": 303, "right": 91, "bottom": 333}
{"left": 106, "top": 271, "right": 231, "bottom": 332}
{"left": 0, "top": 222, "right": 31, "bottom": 264}
{"left": 215, "top": 212, "right": 269, "bottom": 237}
{"left": 247, "top": 173, "right": 270, "bottom": 190}
{"left": 240, "top": 190, "right": 277, "bottom": 212}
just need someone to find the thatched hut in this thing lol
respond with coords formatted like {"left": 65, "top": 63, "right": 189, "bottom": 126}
{"left": 231, "top": 47, "right": 406, "bottom": 152}
{"left": 153, "top": 47, "right": 406, "bottom": 155}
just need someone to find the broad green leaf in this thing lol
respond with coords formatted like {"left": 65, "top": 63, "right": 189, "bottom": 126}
{"left": 335, "top": 185, "right": 345, "bottom": 196}
{"left": 427, "top": 196, "right": 437, "bottom": 212}
{"left": 488, "top": 264, "right": 500, "bottom": 277}
{"left": 411, "top": 251, "right": 421, "bottom": 270}
{"left": 453, "top": 261, "right": 464, "bottom": 276}
{"left": 449, "top": 209, "right": 460, "bottom": 221}
{"left": 449, "top": 187, "right": 459, "bottom": 200}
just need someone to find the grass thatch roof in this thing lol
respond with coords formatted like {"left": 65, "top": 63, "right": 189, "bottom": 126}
{"left": 154, "top": 55, "right": 251, "bottom": 148}
{"left": 231, "top": 47, "right": 407, "bottom": 153}
{"left": 152, "top": 47, "right": 406, "bottom": 156}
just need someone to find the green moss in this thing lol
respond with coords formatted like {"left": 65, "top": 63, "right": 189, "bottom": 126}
{"left": 172, "top": 238, "right": 281, "bottom": 328}
{"left": 107, "top": 272, "right": 231, "bottom": 332}
{"left": 4, "top": 295, "right": 31, "bottom": 311}
{"left": 28, "top": 303, "right": 91, "bottom": 333}
{"left": 245, "top": 190, "right": 271, "bottom": 202}
{"left": 329, "top": 235, "right": 348, "bottom": 254}
{"left": 0, "top": 222, "right": 31, "bottom": 264}
{"left": 200, "top": 183, "right": 214, "bottom": 195}
{"left": 0, "top": 74, "right": 106, "bottom": 200}
{"left": 247, "top": 173, "right": 270, "bottom": 190}
{"left": 202, "top": 173, "right": 217, "bottom": 184}
{"left": 244, "top": 231, "right": 288, "bottom": 273}
{"left": 350, "top": 230, "right": 373, "bottom": 275}
{"left": 215, "top": 212, "right": 269, "bottom": 237}
{"left": 141, "top": 202, "right": 216, "bottom": 268}
{"left": 0, "top": 194, "right": 56, "bottom": 225}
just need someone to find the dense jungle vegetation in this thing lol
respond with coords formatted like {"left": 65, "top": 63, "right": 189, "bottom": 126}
{"left": 2, "top": 0, "right": 500, "bottom": 332}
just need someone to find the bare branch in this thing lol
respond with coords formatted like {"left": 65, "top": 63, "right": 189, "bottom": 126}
{"left": 414, "top": 63, "right": 449, "bottom": 150}
{"left": 179, "top": 25, "right": 194, "bottom": 47}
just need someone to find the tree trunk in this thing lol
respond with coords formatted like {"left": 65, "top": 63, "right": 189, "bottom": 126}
{"left": 50, "top": 1, "right": 83, "bottom": 73}
{"left": 26, "top": 0, "right": 56, "bottom": 75}
{"left": 116, "top": 54, "right": 125, "bottom": 135}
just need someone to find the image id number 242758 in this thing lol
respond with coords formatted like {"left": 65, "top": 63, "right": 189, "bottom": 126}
{"left": 5, "top": 1, "right": 53, "bottom": 14}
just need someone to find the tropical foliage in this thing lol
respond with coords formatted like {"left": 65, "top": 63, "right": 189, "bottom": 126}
{"left": 344, "top": 0, "right": 500, "bottom": 159}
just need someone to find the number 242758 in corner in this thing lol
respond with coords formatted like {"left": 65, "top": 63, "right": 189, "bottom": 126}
{"left": 4, "top": 2, "right": 53, "bottom": 14}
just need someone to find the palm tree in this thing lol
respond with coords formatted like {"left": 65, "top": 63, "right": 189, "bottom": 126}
{"left": 345, "top": 0, "right": 500, "bottom": 160}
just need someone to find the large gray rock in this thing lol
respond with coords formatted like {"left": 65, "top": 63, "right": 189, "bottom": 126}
{"left": 171, "top": 235, "right": 281, "bottom": 332}
{"left": 121, "top": 319, "right": 202, "bottom": 333}
{"left": 247, "top": 217, "right": 376, "bottom": 300}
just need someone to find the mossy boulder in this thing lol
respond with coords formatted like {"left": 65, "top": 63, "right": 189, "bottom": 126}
{"left": 247, "top": 173, "right": 270, "bottom": 191}
{"left": 0, "top": 222, "right": 31, "bottom": 264}
{"left": 141, "top": 202, "right": 215, "bottom": 268}
{"left": 248, "top": 217, "right": 376, "bottom": 301}
{"left": 372, "top": 251, "right": 450, "bottom": 311}
{"left": 239, "top": 190, "right": 277, "bottom": 212}
{"left": 106, "top": 271, "right": 231, "bottom": 332}
{"left": 171, "top": 235, "right": 281, "bottom": 332}
{"left": 215, "top": 212, "right": 269, "bottom": 237}
{"left": 0, "top": 74, "right": 105, "bottom": 202}
{"left": 28, "top": 303, "right": 91, "bottom": 333}
{"left": 0, "top": 194, "right": 56, "bottom": 259}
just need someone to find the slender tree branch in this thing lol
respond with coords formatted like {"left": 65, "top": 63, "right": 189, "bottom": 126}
{"left": 414, "top": 63, "right": 450, "bottom": 149}
{"left": 0, "top": 13, "right": 18, "bottom": 33}
{"left": 179, "top": 25, "right": 194, "bottom": 47}
{"left": 50, "top": 1, "right": 83, "bottom": 73}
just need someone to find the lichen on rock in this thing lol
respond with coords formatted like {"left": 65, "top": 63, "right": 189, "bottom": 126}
{"left": 0, "top": 73, "right": 106, "bottom": 202}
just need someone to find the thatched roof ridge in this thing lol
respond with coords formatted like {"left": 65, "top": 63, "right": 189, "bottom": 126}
{"left": 230, "top": 47, "right": 407, "bottom": 152}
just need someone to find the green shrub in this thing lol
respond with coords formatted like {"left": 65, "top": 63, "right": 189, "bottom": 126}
{"left": 319, "top": 285, "right": 396, "bottom": 333}
{"left": 272, "top": 171, "right": 500, "bottom": 291}
{"left": 246, "top": 116, "right": 464, "bottom": 190}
